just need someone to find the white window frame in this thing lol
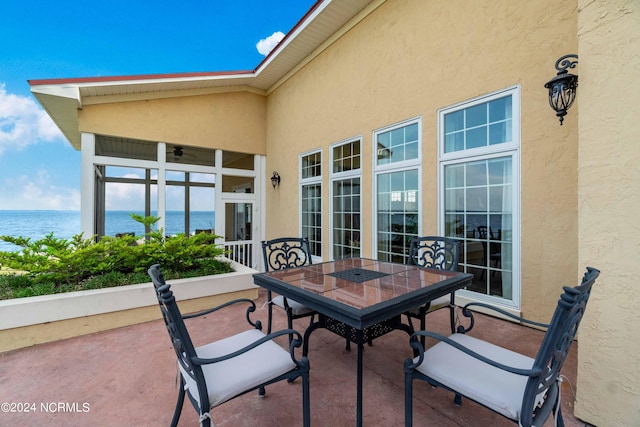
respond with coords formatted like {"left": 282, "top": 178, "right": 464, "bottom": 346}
{"left": 299, "top": 149, "right": 323, "bottom": 261}
{"left": 329, "top": 136, "right": 362, "bottom": 261}
{"left": 373, "top": 117, "right": 423, "bottom": 262}
{"left": 438, "top": 85, "right": 521, "bottom": 310}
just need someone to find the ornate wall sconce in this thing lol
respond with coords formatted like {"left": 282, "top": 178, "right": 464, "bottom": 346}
{"left": 544, "top": 54, "right": 579, "bottom": 125}
{"left": 271, "top": 171, "right": 281, "bottom": 188}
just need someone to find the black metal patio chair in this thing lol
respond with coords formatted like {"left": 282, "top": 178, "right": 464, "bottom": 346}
{"left": 148, "top": 264, "right": 310, "bottom": 427}
{"left": 404, "top": 266, "right": 600, "bottom": 427}
{"left": 262, "top": 237, "right": 356, "bottom": 351}
{"left": 262, "top": 237, "right": 317, "bottom": 335}
{"left": 404, "top": 236, "right": 467, "bottom": 342}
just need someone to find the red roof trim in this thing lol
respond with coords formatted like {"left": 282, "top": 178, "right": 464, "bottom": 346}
{"left": 28, "top": 0, "right": 325, "bottom": 88}
{"left": 28, "top": 70, "right": 254, "bottom": 86}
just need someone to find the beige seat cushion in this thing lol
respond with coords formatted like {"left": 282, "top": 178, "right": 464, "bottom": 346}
{"left": 407, "top": 294, "right": 450, "bottom": 315}
{"left": 415, "top": 333, "right": 544, "bottom": 421}
{"left": 273, "top": 295, "right": 315, "bottom": 316}
{"left": 181, "top": 329, "right": 297, "bottom": 408}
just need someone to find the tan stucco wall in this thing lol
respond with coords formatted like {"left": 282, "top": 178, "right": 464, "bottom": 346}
{"left": 266, "top": 0, "right": 578, "bottom": 321}
{"left": 78, "top": 91, "right": 267, "bottom": 154}
{"left": 576, "top": 1, "right": 640, "bottom": 425}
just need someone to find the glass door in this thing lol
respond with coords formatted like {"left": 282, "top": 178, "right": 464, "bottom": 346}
{"left": 223, "top": 201, "right": 254, "bottom": 268}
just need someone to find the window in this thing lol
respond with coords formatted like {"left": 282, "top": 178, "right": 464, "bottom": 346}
{"left": 444, "top": 96, "right": 512, "bottom": 153}
{"left": 300, "top": 150, "right": 322, "bottom": 257}
{"left": 331, "top": 139, "right": 361, "bottom": 259}
{"left": 374, "top": 119, "right": 421, "bottom": 264}
{"left": 377, "top": 121, "right": 419, "bottom": 165}
{"left": 302, "top": 151, "right": 321, "bottom": 178}
{"left": 440, "top": 87, "right": 519, "bottom": 306}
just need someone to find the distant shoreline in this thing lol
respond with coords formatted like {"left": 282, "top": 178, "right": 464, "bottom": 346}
{"left": 0, "top": 210, "right": 215, "bottom": 212}
{"left": 0, "top": 211, "right": 216, "bottom": 252}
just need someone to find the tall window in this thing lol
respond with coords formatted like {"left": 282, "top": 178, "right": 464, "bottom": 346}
{"left": 374, "top": 119, "right": 421, "bottom": 264}
{"left": 300, "top": 150, "right": 322, "bottom": 257}
{"left": 331, "top": 139, "right": 361, "bottom": 259}
{"left": 440, "top": 87, "right": 519, "bottom": 306}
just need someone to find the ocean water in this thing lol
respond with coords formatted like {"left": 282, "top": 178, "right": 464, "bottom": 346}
{"left": 0, "top": 210, "right": 215, "bottom": 252}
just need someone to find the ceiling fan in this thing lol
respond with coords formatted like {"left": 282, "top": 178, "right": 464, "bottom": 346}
{"left": 167, "top": 145, "right": 197, "bottom": 162}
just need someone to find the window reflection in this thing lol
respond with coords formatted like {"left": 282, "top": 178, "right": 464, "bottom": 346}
{"left": 443, "top": 157, "right": 512, "bottom": 299}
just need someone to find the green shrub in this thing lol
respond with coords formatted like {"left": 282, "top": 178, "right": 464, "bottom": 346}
{"left": 0, "top": 214, "right": 233, "bottom": 300}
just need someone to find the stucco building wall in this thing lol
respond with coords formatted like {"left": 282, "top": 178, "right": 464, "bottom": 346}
{"left": 576, "top": 1, "right": 640, "bottom": 424}
{"left": 266, "top": 0, "right": 578, "bottom": 321}
{"left": 27, "top": 0, "right": 640, "bottom": 423}
{"left": 78, "top": 90, "right": 267, "bottom": 154}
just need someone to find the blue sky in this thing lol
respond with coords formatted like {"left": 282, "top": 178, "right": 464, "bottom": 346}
{"left": 0, "top": 0, "right": 317, "bottom": 210}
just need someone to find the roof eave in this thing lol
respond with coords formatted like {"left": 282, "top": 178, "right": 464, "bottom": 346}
{"left": 28, "top": 0, "right": 378, "bottom": 147}
{"left": 30, "top": 85, "right": 82, "bottom": 149}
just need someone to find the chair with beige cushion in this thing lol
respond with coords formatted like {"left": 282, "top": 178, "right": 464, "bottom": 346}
{"left": 404, "top": 236, "right": 462, "bottom": 341}
{"left": 148, "top": 264, "right": 310, "bottom": 427}
{"left": 404, "top": 267, "right": 600, "bottom": 427}
{"left": 262, "top": 237, "right": 356, "bottom": 351}
{"left": 261, "top": 237, "right": 317, "bottom": 335}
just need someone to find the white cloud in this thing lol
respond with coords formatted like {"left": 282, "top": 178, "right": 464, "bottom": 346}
{"left": 0, "top": 84, "right": 64, "bottom": 156}
{"left": 256, "top": 31, "right": 285, "bottom": 56}
{"left": 104, "top": 173, "right": 147, "bottom": 210}
{"left": 0, "top": 172, "right": 80, "bottom": 210}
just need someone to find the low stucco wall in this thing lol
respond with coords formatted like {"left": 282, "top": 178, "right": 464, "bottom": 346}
{"left": 0, "top": 261, "right": 259, "bottom": 353}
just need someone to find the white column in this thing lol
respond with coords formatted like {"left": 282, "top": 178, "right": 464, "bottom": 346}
{"left": 214, "top": 149, "right": 224, "bottom": 243}
{"left": 80, "top": 133, "right": 95, "bottom": 239}
{"left": 157, "top": 143, "right": 167, "bottom": 235}
{"left": 256, "top": 155, "right": 266, "bottom": 269}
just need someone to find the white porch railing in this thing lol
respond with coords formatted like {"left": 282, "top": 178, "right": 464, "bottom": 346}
{"left": 223, "top": 240, "right": 254, "bottom": 268}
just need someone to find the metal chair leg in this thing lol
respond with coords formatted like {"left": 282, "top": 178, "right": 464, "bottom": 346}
{"left": 266, "top": 290, "right": 274, "bottom": 334}
{"left": 302, "top": 371, "right": 311, "bottom": 427}
{"left": 419, "top": 313, "right": 427, "bottom": 349}
{"left": 170, "top": 377, "right": 186, "bottom": 427}
{"left": 454, "top": 393, "right": 462, "bottom": 406}
{"left": 448, "top": 303, "right": 456, "bottom": 335}
{"left": 404, "top": 371, "right": 414, "bottom": 427}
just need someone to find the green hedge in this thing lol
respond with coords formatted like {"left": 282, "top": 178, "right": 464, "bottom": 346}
{"left": 0, "top": 215, "right": 233, "bottom": 300}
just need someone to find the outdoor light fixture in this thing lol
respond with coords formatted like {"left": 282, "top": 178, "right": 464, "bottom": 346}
{"left": 544, "top": 54, "right": 579, "bottom": 125}
{"left": 271, "top": 171, "right": 281, "bottom": 188}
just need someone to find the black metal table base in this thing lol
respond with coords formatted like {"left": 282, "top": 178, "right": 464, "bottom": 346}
{"left": 303, "top": 314, "right": 413, "bottom": 427}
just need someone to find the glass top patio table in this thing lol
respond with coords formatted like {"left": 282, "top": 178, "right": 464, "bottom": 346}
{"left": 253, "top": 257, "right": 472, "bottom": 330}
{"left": 253, "top": 258, "right": 473, "bottom": 427}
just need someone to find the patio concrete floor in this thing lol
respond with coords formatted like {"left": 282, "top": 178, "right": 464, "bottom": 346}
{"left": 0, "top": 289, "right": 589, "bottom": 426}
